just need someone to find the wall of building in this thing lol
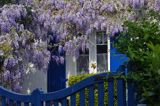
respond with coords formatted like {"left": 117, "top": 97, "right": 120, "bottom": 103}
{"left": 22, "top": 70, "right": 47, "bottom": 94}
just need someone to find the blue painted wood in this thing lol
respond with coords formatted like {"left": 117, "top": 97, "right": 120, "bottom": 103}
{"left": 46, "top": 101, "right": 50, "bottom": 106}
{"left": 117, "top": 78, "right": 126, "bottom": 106}
{"left": 53, "top": 101, "right": 59, "bottom": 106}
{"left": 9, "top": 99, "right": 14, "bottom": 106}
{"left": 110, "top": 47, "right": 129, "bottom": 72}
{"left": 80, "top": 89, "right": 85, "bottom": 106}
{"left": 0, "top": 86, "right": 32, "bottom": 102}
{"left": 0, "top": 72, "right": 135, "bottom": 106}
{"left": 24, "top": 102, "right": 29, "bottom": 106}
{"left": 31, "top": 89, "right": 42, "bottom": 106}
{"left": 128, "top": 80, "right": 136, "bottom": 106}
{"left": 108, "top": 78, "right": 114, "bottom": 106}
{"left": 16, "top": 101, "right": 21, "bottom": 106}
{"left": 70, "top": 94, "right": 76, "bottom": 106}
{"left": 88, "top": 85, "right": 94, "bottom": 106}
{"left": 2, "top": 96, "right": 6, "bottom": 106}
{"left": 61, "top": 98, "right": 67, "bottom": 106}
{"left": 98, "top": 82, "right": 104, "bottom": 106}
{"left": 42, "top": 73, "right": 118, "bottom": 101}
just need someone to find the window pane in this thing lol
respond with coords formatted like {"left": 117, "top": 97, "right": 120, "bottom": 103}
{"left": 96, "top": 34, "right": 103, "bottom": 44}
{"left": 96, "top": 31, "right": 104, "bottom": 44}
{"left": 97, "top": 45, "right": 107, "bottom": 53}
{"left": 97, "top": 53, "right": 107, "bottom": 72}
{"left": 77, "top": 54, "right": 89, "bottom": 74}
{"left": 104, "top": 34, "right": 107, "bottom": 44}
{"left": 96, "top": 31, "right": 106, "bottom": 44}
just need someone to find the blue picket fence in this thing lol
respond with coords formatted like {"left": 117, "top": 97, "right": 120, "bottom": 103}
{"left": 0, "top": 73, "right": 135, "bottom": 106}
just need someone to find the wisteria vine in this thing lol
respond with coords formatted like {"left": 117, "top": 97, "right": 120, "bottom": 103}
{"left": 0, "top": 0, "right": 159, "bottom": 92}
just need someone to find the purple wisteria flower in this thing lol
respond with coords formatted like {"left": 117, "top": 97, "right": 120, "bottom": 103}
{"left": 13, "top": 84, "right": 22, "bottom": 92}
{"left": 129, "top": 0, "right": 146, "bottom": 9}
{"left": 58, "top": 45, "right": 64, "bottom": 54}
{"left": 100, "top": 3, "right": 116, "bottom": 13}
{"left": 59, "top": 56, "right": 64, "bottom": 64}
{"left": 3, "top": 70, "right": 11, "bottom": 81}
{"left": 155, "top": 0, "right": 160, "bottom": 11}
{"left": 3, "top": 57, "right": 17, "bottom": 70}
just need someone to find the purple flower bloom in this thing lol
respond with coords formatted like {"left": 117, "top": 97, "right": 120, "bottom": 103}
{"left": 13, "top": 41, "right": 19, "bottom": 49}
{"left": 55, "top": 56, "right": 60, "bottom": 64}
{"left": 58, "top": 45, "right": 64, "bottom": 53}
{"left": 55, "top": 14, "right": 62, "bottom": 23}
{"left": 60, "top": 56, "right": 64, "bottom": 64}
{"left": 155, "top": 0, "right": 160, "bottom": 11}
{"left": 93, "top": 21, "right": 100, "bottom": 30}
{"left": 4, "top": 57, "right": 17, "bottom": 70}
{"left": 133, "top": 0, "right": 141, "bottom": 9}
{"left": 13, "top": 84, "right": 22, "bottom": 92}
{"left": 86, "top": 28, "right": 92, "bottom": 36}
{"left": 101, "top": 22, "right": 107, "bottom": 31}
{"left": 3, "top": 70, "right": 10, "bottom": 81}
{"left": 1, "top": 22, "right": 11, "bottom": 33}
{"left": 111, "top": 26, "right": 120, "bottom": 36}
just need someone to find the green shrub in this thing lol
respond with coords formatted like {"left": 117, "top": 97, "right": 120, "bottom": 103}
{"left": 68, "top": 73, "right": 118, "bottom": 106}
{"left": 0, "top": 0, "right": 12, "bottom": 6}
{"left": 114, "top": 9, "right": 160, "bottom": 105}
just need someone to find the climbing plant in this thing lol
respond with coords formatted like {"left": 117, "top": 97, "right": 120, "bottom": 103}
{"left": 0, "top": 0, "right": 159, "bottom": 92}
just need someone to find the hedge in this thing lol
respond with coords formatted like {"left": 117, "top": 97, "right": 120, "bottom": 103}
{"left": 68, "top": 73, "right": 118, "bottom": 106}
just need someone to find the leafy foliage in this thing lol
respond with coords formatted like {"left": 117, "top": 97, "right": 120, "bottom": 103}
{"left": 114, "top": 9, "right": 160, "bottom": 105}
{"left": 0, "top": 0, "right": 12, "bottom": 6}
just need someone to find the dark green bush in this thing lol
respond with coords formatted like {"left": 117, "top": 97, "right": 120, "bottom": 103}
{"left": 68, "top": 73, "right": 118, "bottom": 106}
{"left": 114, "top": 9, "right": 160, "bottom": 105}
{"left": 0, "top": 0, "right": 13, "bottom": 6}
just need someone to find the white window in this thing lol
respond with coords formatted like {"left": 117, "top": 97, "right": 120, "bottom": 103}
{"left": 77, "top": 53, "right": 89, "bottom": 74}
{"left": 96, "top": 31, "right": 108, "bottom": 72}
{"left": 66, "top": 30, "right": 110, "bottom": 78}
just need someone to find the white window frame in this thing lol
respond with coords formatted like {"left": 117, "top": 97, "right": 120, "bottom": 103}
{"left": 66, "top": 30, "right": 110, "bottom": 78}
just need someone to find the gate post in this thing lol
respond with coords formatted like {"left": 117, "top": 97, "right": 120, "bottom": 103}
{"left": 128, "top": 79, "right": 136, "bottom": 106}
{"left": 31, "top": 89, "right": 43, "bottom": 106}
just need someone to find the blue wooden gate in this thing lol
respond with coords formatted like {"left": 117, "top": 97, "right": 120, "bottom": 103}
{"left": 0, "top": 73, "right": 135, "bottom": 106}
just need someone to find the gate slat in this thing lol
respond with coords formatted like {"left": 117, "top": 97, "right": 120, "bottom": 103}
{"left": 54, "top": 101, "right": 59, "bottom": 106}
{"left": 98, "top": 82, "right": 104, "bottom": 106}
{"left": 80, "top": 89, "right": 85, "bottom": 106}
{"left": 70, "top": 94, "right": 76, "bottom": 106}
{"left": 2, "top": 96, "right": 6, "bottom": 106}
{"left": 108, "top": 78, "right": 114, "bottom": 106}
{"left": 88, "top": 85, "right": 94, "bottom": 106}
{"left": 9, "top": 99, "right": 14, "bottom": 106}
{"left": 46, "top": 101, "right": 50, "bottom": 106}
{"left": 16, "top": 101, "right": 21, "bottom": 106}
{"left": 24, "top": 102, "right": 29, "bottom": 106}
{"left": 117, "top": 78, "right": 126, "bottom": 106}
{"left": 128, "top": 80, "right": 135, "bottom": 106}
{"left": 0, "top": 73, "right": 134, "bottom": 106}
{"left": 61, "top": 98, "right": 67, "bottom": 106}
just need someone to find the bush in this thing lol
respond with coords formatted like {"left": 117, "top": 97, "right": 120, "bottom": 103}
{"left": 68, "top": 73, "right": 118, "bottom": 106}
{"left": 114, "top": 9, "right": 160, "bottom": 105}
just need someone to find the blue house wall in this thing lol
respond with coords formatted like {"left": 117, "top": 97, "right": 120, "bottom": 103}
{"left": 110, "top": 48, "right": 129, "bottom": 72}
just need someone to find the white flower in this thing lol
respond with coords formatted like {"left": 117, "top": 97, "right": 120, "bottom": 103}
{"left": 0, "top": 50, "right": 4, "bottom": 56}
